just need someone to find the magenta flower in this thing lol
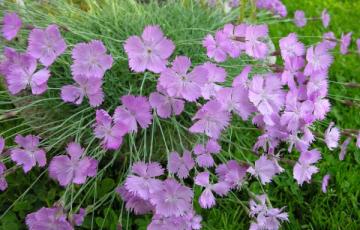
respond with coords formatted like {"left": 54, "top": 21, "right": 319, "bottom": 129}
{"left": 125, "top": 162, "right": 164, "bottom": 200}
{"left": 28, "top": 24, "right": 67, "bottom": 66}
{"left": 247, "top": 155, "right": 283, "bottom": 184}
{"left": 71, "top": 40, "right": 113, "bottom": 78}
{"left": 0, "top": 162, "right": 8, "bottom": 191}
{"left": 324, "top": 122, "right": 340, "bottom": 151}
{"left": 279, "top": 33, "right": 305, "bottom": 60}
{"left": 340, "top": 32, "right": 352, "bottom": 55}
{"left": 322, "top": 174, "right": 330, "bottom": 193}
{"left": 199, "top": 62, "right": 226, "bottom": 99}
{"left": 195, "top": 172, "right": 230, "bottom": 209}
{"left": 117, "top": 186, "right": 154, "bottom": 215}
{"left": 168, "top": 150, "right": 195, "bottom": 179}
{"left": 114, "top": 95, "right": 152, "bottom": 132}
{"left": 5, "top": 54, "right": 50, "bottom": 95}
{"left": 293, "top": 149, "right": 321, "bottom": 185}
{"left": 150, "top": 178, "right": 193, "bottom": 217}
{"left": 158, "top": 56, "right": 207, "bottom": 102}
{"left": 193, "top": 139, "right": 221, "bottom": 168}
{"left": 49, "top": 142, "right": 98, "bottom": 186}
{"left": 216, "top": 160, "right": 248, "bottom": 189}
{"left": 26, "top": 207, "right": 72, "bottom": 230}
{"left": 294, "top": 10, "right": 307, "bottom": 28}
{"left": 124, "top": 25, "right": 175, "bottom": 73}
{"left": 245, "top": 24, "right": 269, "bottom": 59}
{"left": 304, "top": 42, "right": 333, "bottom": 76}
{"left": 280, "top": 90, "right": 314, "bottom": 131}
{"left": 61, "top": 75, "right": 104, "bottom": 107}
{"left": 2, "top": 12, "right": 22, "bottom": 41}
{"left": 321, "top": 9, "right": 330, "bottom": 28}
{"left": 216, "top": 86, "right": 256, "bottom": 121}
{"left": 10, "top": 135, "right": 46, "bottom": 173}
{"left": 323, "top": 32, "right": 337, "bottom": 49}
{"left": 248, "top": 74, "right": 285, "bottom": 115}
{"left": 339, "top": 137, "right": 351, "bottom": 161}
{"left": 189, "top": 100, "right": 231, "bottom": 139}
{"left": 149, "top": 86, "right": 184, "bottom": 119}
{"left": 93, "top": 109, "right": 128, "bottom": 150}
{"left": 203, "top": 30, "right": 230, "bottom": 62}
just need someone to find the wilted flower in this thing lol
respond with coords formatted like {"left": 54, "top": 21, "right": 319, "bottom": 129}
{"left": 26, "top": 207, "right": 73, "bottom": 230}
{"left": 245, "top": 24, "right": 269, "bottom": 59}
{"left": 324, "top": 122, "right": 340, "bottom": 150}
{"left": 216, "top": 160, "right": 248, "bottom": 189}
{"left": 124, "top": 25, "right": 175, "bottom": 73}
{"left": 322, "top": 174, "right": 330, "bottom": 193}
{"left": 189, "top": 100, "right": 231, "bottom": 139}
{"left": 193, "top": 139, "right": 221, "bottom": 168}
{"left": 339, "top": 137, "right": 351, "bottom": 161}
{"left": 293, "top": 149, "right": 321, "bottom": 185}
{"left": 195, "top": 172, "right": 230, "bottom": 209}
{"left": 10, "top": 134, "right": 46, "bottom": 173}
{"left": 116, "top": 186, "right": 154, "bottom": 215}
{"left": 28, "top": 24, "right": 67, "bottom": 66}
{"left": 149, "top": 86, "right": 185, "bottom": 118}
{"left": 168, "top": 150, "right": 195, "bottom": 179}
{"left": 294, "top": 10, "right": 307, "bottom": 28}
{"left": 49, "top": 142, "right": 98, "bottom": 186}
{"left": 2, "top": 12, "right": 22, "bottom": 41}
{"left": 158, "top": 56, "right": 208, "bottom": 102}
{"left": 279, "top": 33, "right": 305, "bottom": 60}
{"left": 247, "top": 155, "right": 283, "bottom": 184}
{"left": 125, "top": 162, "right": 164, "bottom": 200}
{"left": 321, "top": 9, "right": 330, "bottom": 28}
{"left": 340, "top": 32, "right": 352, "bottom": 55}
{"left": 150, "top": 178, "right": 193, "bottom": 217}
{"left": 93, "top": 109, "right": 128, "bottom": 150}
{"left": 61, "top": 75, "right": 104, "bottom": 107}
{"left": 114, "top": 95, "right": 152, "bottom": 132}
{"left": 71, "top": 40, "right": 113, "bottom": 78}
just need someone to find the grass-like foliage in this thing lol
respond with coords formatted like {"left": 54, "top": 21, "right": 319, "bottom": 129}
{"left": 0, "top": 0, "right": 359, "bottom": 229}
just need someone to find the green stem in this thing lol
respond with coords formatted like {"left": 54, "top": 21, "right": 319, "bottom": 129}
{"left": 239, "top": 0, "right": 247, "bottom": 23}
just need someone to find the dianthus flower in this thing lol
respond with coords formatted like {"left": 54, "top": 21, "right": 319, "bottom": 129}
{"left": 304, "top": 42, "right": 333, "bottom": 76}
{"left": 2, "top": 12, "right": 22, "bottom": 41}
{"left": 340, "top": 32, "right": 352, "bottom": 55}
{"left": 306, "top": 71, "right": 328, "bottom": 98}
{"left": 216, "top": 160, "right": 248, "bottom": 189}
{"left": 324, "top": 122, "right": 340, "bottom": 150}
{"left": 168, "top": 150, "right": 195, "bottom": 179}
{"left": 193, "top": 139, "right": 221, "bottom": 168}
{"left": 245, "top": 24, "right": 269, "bottom": 59}
{"left": 232, "top": 65, "right": 252, "bottom": 89}
{"left": 322, "top": 174, "right": 330, "bottom": 193}
{"left": 199, "top": 62, "right": 226, "bottom": 99}
{"left": 116, "top": 186, "right": 154, "bottom": 215}
{"left": 281, "top": 56, "right": 305, "bottom": 89}
{"left": 293, "top": 149, "right": 321, "bottom": 185}
{"left": 321, "top": 9, "right": 330, "bottom": 28}
{"left": 149, "top": 86, "right": 185, "bottom": 118}
{"left": 26, "top": 207, "right": 73, "bottom": 230}
{"left": 279, "top": 33, "right": 305, "bottom": 60}
{"left": 247, "top": 155, "right": 283, "bottom": 184}
{"left": 322, "top": 32, "right": 337, "bottom": 49}
{"left": 294, "top": 10, "right": 307, "bottom": 28}
{"left": 339, "top": 137, "right": 351, "bottom": 161}
{"left": 222, "top": 23, "right": 247, "bottom": 58}
{"left": 203, "top": 30, "right": 231, "bottom": 62}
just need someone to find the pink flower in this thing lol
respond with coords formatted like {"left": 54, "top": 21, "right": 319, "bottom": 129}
{"left": 199, "top": 62, "right": 226, "bottom": 99}
{"left": 189, "top": 100, "right": 231, "bottom": 139}
{"left": 193, "top": 139, "right": 221, "bottom": 168}
{"left": 26, "top": 207, "right": 72, "bottom": 230}
{"left": 294, "top": 10, "right": 307, "bottom": 28}
{"left": 125, "top": 162, "right": 164, "bottom": 200}
{"left": 203, "top": 31, "right": 230, "bottom": 62}
{"left": 247, "top": 155, "right": 283, "bottom": 184}
{"left": 293, "top": 149, "right": 321, "bottom": 185}
{"left": 0, "top": 162, "right": 8, "bottom": 191}
{"left": 322, "top": 174, "right": 330, "bottom": 193}
{"left": 71, "top": 40, "right": 113, "bottom": 78}
{"left": 93, "top": 109, "right": 128, "bottom": 150}
{"left": 222, "top": 23, "right": 247, "bottom": 58}
{"left": 256, "top": 0, "right": 287, "bottom": 17}
{"left": 168, "top": 150, "right": 195, "bottom": 179}
{"left": 340, "top": 32, "right": 352, "bottom": 55}
{"left": 248, "top": 74, "right": 285, "bottom": 115}
{"left": 61, "top": 75, "right": 104, "bottom": 107}
{"left": 158, "top": 56, "right": 208, "bottom": 102}
{"left": 150, "top": 178, "right": 193, "bottom": 217}
{"left": 311, "top": 93, "right": 330, "bottom": 121}
{"left": 28, "top": 24, "right": 67, "bottom": 66}
{"left": 149, "top": 86, "right": 184, "bottom": 118}
{"left": 339, "top": 137, "right": 351, "bottom": 161}
{"left": 124, "top": 25, "right": 175, "bottom": 73}
{"left": 245, "top": 24, "right": 269, "bottom": 59}
{"left": 232, "top": 65, "right": 252, "bottom": 89}
{"left": 195, "top": 172, "right": 230, "bottom": 209}
{"left": 323, "top": 32, "right": 337, "bottom": 49}
{"left": 281, "top": 56, "right": 305, "bottom": 89}
{"left": 306, "top": 71, "right": 328, "bottom": 98}
{"left": 49, "top": 142, "right": 98, "bottom": 186}
{"left": 116, "top": 186, "right": 154, "bottom": 215}
{"left": 71, "top": 208, "right": 86, "bottom": 226}
{"left": 324, "top": 122, "right": 340, "bottom": 150}
{"left": 304, "top": 42, "right": 333, "bottom": 76}
{"left": 279, "top": 33, "right": 305, "bottom": 60}
{"left": 114, "top": 95, "right": 152, "bottom": 132}
{"left": 216, "top": 160, "right": 248, "bottom": 189}
{"left": 216, "top": 86, "right": 256, "bottom": 121}
{"left": 2, "top": 12, "right": 22, "bottom": 41}
{"left": 10, "top": 135, "right": 46, "bottom": 173}
{"left": 5, "top": 53, "right": 50, "bottom": 95}
{"left": 321, "top": 9, "right": 330, "bottom": 28}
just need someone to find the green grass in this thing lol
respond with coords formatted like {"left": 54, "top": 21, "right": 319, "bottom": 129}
{"left": 0, "top": 0, "right": 359, "bottom": 229}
